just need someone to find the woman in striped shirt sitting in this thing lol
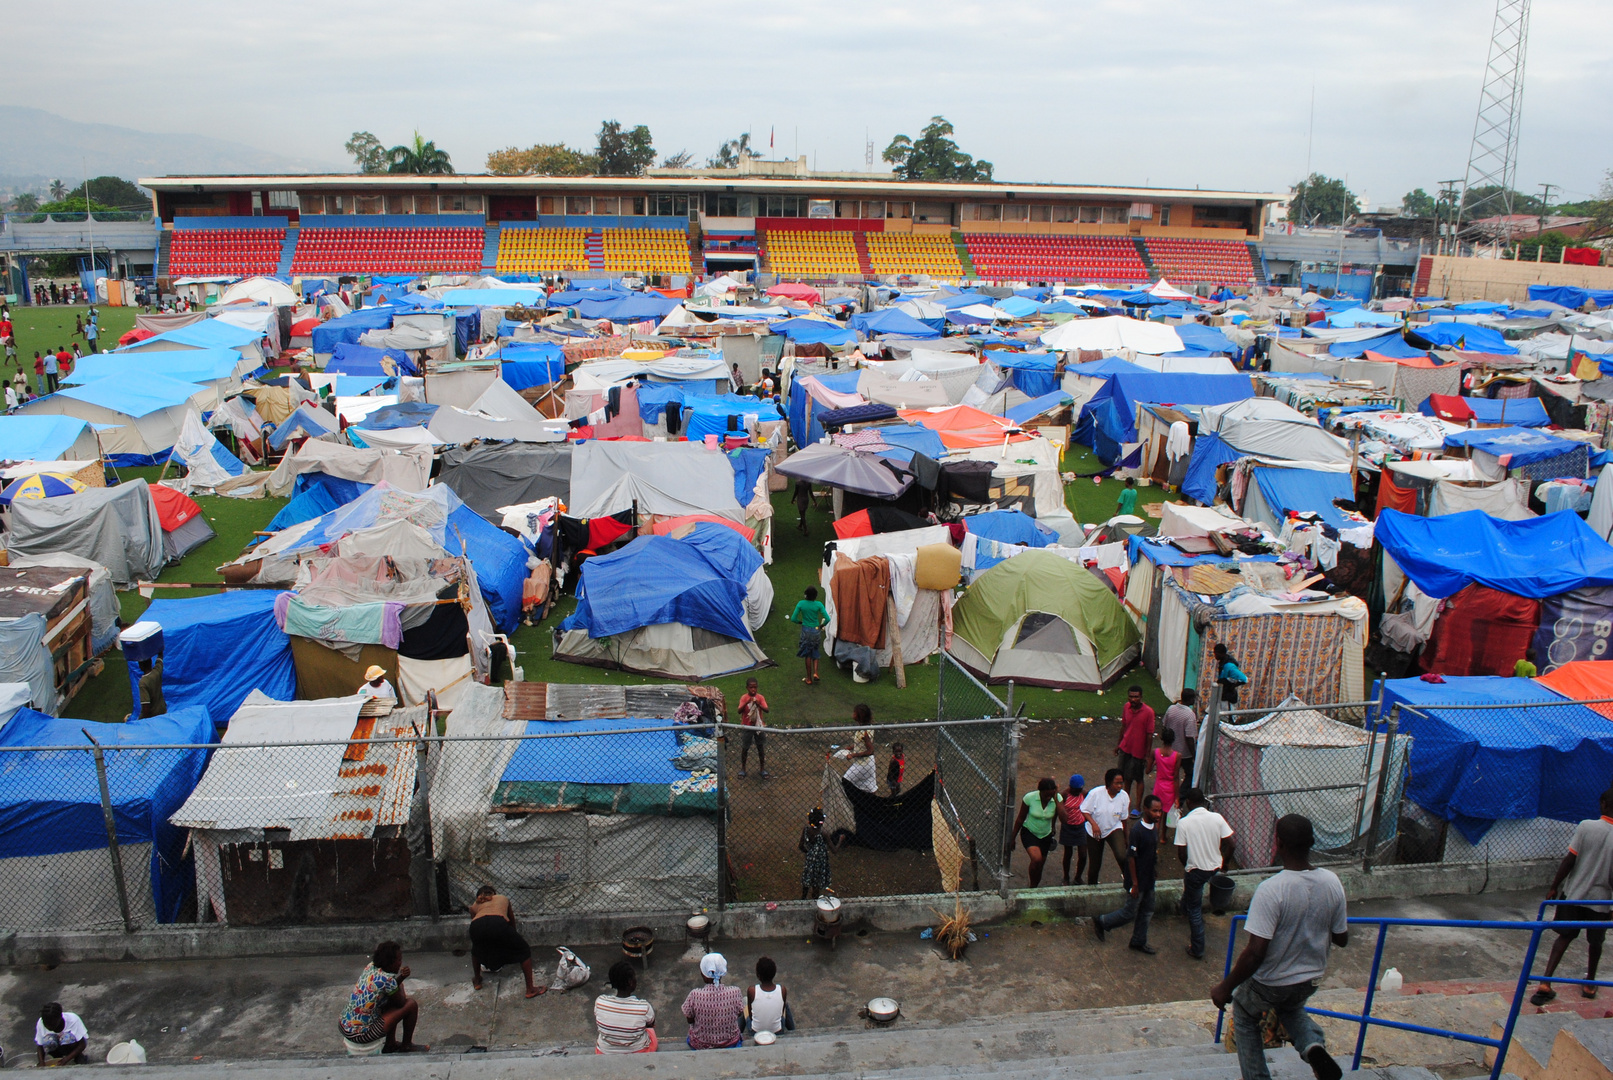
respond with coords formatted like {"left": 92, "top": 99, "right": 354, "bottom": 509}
{"left": 595, "top": 961, "right": 657, "bottom": 1053}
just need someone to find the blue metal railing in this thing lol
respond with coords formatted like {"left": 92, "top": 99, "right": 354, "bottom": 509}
{"left": 1213, "top": 902, "right": 1613, "bottom": 1080}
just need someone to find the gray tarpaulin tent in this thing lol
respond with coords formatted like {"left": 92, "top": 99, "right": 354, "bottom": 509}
{"left": 437, "top": 444, "right": 572, "bottom": 523}
{"left": 569, "top": 441, "right": 745, "bottom": 522}
{"left": 775, "top": 442, "right": 914, "bottom": 499}
{"left": 7, "top": 479, "right": 166, "bottom": 587}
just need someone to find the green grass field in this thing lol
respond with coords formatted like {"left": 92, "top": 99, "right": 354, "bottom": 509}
{"left": 6, "top": 303, "right": 140, "bottom": 393}
{"left": 12, "top": 306, "right": 1178, "bottom": 726}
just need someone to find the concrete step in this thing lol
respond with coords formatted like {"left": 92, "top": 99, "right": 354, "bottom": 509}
{"left": 1551, "top": 1018, "right": 1613, "bottom": 1080}
{"left": 1488, "top": 1013, "right": 1597, "bottom": 1079}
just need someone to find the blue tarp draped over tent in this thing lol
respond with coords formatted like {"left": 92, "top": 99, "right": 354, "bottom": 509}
{"left": 1167, "top": 323, "right": 1237, "bottom": 355}
{"left": 1419, "top": 394, "right": 1549, "bottom": 427}
{"left": 683, "top": 395, "right": 785, "bottom": 442}
{"left": 310, "top": 307, "right": 396, "bottom": 353}
{"left": 1528, "top": 286, "right": 1613, "bottom": 310}
{"left": 1376, "top": 675, "right": 1613, "bottom": 842}
{"left": 267, "top": 404, "right": 339, "bottom": 450}
{"left": 65, "top": 349, "right": 243, "bottom": 387}
{"left": 495, "top": 342, "right": 565, "bottom": 391}
{"left": 1181, "top": 431, "right": 1242, "bottom": 505}
{"left": 142, "top": 590, "right": 297, "bottom": 726}
{"left": 771, "top": 319, "right": 857, "bottom": 347}
{"left": 0, "top": 707, "right": 214, "bottom": 923}
{"left": 1326, "top": 332, "right": 1429, "bottom": 359}
{"left": 1452, "top": 301, "right": 1509, "bottom": 314}
{"left": 727, "top": 447, "right": 772, "bottom": 506}
{"left": 439, "top": 288, "right": 547, "bottom": 307}
{"left": 1068, "top": 356, "right": 1149, "bottom": 377}
{"left": 934, "top": 290, "right": 997, "bottom": 310}
{"left": 865, "top": 422, "right": 947, "bottom": 465}
{"left": 0, "top": 416, "right": 92, "bottom": 461}
{"left": 562, "top": 534, "right": 752, "bottom": 641}
{"left": 1250, "top": 468, "right": 1356, "bottom": 529}
{"left": 443, "top": 506, "right": 528, "bottom": 633}
{"left": 574, "top": 294, "right": 683, "bottom": 321}
{"left": 56, "top": 372, "right": 200, "bottom": 418}
{"left": 1441, "top": 426, "right": 1579, "bottom": 466}
{"left": 1327, "top": 307, "right": 1401, "bottom": 328}
{"left": 675, "top": 521, "right": 763, "bottom": 583}
{"left": 327, "top": 342, "right": 416, "bottom": 377}
{"left": 265, "top": 474, "right": 370, "bottom": 534}
{"left": 349, "top": 402, "right": 438, "bottom": 432}
{"left": 788, "top": 370, "right": 861, "bottom": 447}
{"left": 848, "top": 309, "right": 942, "bottom": 339}
{"left": 635, "top": 383, "right": 685, "bottom": 423}
{"left": 1375, "top": 508, "right": 1613, "bottom": 599}
{"left": 1077, "top": 372, "right": 1253, "bottom": 461}
{"left": 989, "top": 351, "right": 1060, "bottom": 397}
{"left": 963, "top": 509, "right": 1057, "bottom": 548}
{"left": 1409, "top": 322, "right": 1519, "bottom": 354}
{"left": 121, "top": 320, "right": 260, "bottom": 352}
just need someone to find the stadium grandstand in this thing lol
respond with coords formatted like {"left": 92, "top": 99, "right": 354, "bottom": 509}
{"left": 138, "top": 172, "right": 1276, "bottom": 285}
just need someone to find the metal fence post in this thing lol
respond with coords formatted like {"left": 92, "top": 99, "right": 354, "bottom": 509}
{"left": 716, "top": 725, "right": 729, "bottom": 911}
{"left": 997, "top": 717, "right": 1020, "bottom": 899}
{"left": 416, "top": 736, "right": 439, "bottom": 922}
{"left": 1351, "top": 705, "right": 1382, "bottom": 859}
{"left": 83, "top": 734, "right": 134, "bottom": 933}
{"left": 1363, "top": 706, "right": 1399, "bottom": 873}
{"left": 1198, "top": 684, "right": 1224, "bottom": 791}
{"left": 1005, "top": 679, "right": 1014, "bottom": 718}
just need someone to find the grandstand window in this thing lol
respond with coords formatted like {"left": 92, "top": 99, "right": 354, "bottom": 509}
{"left": 267, "top": 190, "right": 299, "bottom": 210}
{"left": 1077, "top": 206, "right": 1101, "bottom": 223}
{"left": 1159, "top": 205, "right": 1172, "bottom": 226}
{"left": 1003, "top": 203, "right": 1028, "bottom": 222}
{"left": 566, "top": 196, "right": 593, "bottom": 214}
{"left": 863, "top": 201, "right": 884, "bottom": 219}
{"left": 1028, "top": 205, "right": 1052, "bottom": 222}
{"left": 1101, "top": 207, "right": 1125, "bottom": 224}
{"left": 835, "top": 200, "right": 859, "bottom": 218}
{"left": 539, "top": 196, "right": 558, "bottom": 214}
{"left": 626, "top": 196, "right": 646, "bottom": 215}
{"left": 1129, "top": 202, "right": 1153, "bottom": 220}
{"left": 1053, "top": 205, "right": 1076, "bottom": 222}
{"left": 759, "top": 195, "right": 803, "bottom": 217}
{"left": 1195, "top": 204, "right": 1248, "bottom": 226}
{"left": 438, "top": 194, "right": 482, "bottom": 213}
{"left": 915, "top": 201, "right": 952, "bottom": 224}
{"left": 707, "top": 194, "right": 741, "bottom": 217}
{"left": 355, "top": 196, "right": 383, "bottom": 214}
{"left": 596, "top": 196, "right": 620, "bottom": 215}
{"left": 652, "top": 194, "right": 691, "bottom": 216}
{"left": 887, "top": 202, "right": 912, "bottom": 219}
{"left": 972, "top": 204, "right": 1002, "bottom": 221}
{"left": 385, "top": 195, "right": 413, "bottom": 214}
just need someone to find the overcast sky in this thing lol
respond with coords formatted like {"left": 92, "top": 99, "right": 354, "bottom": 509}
{"left": 13, "top": 0, "right": 1611, "bottom": 208}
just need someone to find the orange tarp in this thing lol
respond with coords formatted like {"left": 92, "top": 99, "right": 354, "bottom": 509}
{"left": 898, "top": 404, "right": 1030, "bottom": 449}
{"left": 1535, "top": 661, "right": 1613, "bottom": 720}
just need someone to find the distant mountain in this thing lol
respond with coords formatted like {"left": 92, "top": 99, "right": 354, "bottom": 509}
{"left": 0, "top": 105, "right": 343, "bottom": 191}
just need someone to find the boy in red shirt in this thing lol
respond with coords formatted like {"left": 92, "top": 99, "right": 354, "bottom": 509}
{"left": 736, "top": 677, "right": 769, "bottom": 779}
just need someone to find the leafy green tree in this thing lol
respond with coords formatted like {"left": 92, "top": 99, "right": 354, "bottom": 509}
{"left": 9, "top": 193, "right": 39, "bottom": 213}
{"left": 660, "top": 150, "right": 694, "bottom": 169}
{"left": 84, "top": 176, "right": 149, "bottom": 212}
{"left": 1461, "top": 184, "right": 1543, "bottom": 217}
{"left": 1400, "top": 188, "right": 1436, "bottom": 218}
{"left": 882, "top": 117, "right": 993, "bottom": 182}
{"left": 1289, "top": 173, "right": 1359, "bottom": 226}
{"left": 387, "top": 132, "right": 454, "bottom": 175}
{"left": 595, "top": 121, "right": 655, "bottom": 177}
{"left": 345, "top": 131, "right": 388, "bottom": 174}
{"left": 486, "top": 143, "right": 596, "bottom": 176}
{"left": 709, "top": 133, "right": 752, "bottom": 168}
{"left": 1513, "top": 230, "right": 1570, "bottom": 261}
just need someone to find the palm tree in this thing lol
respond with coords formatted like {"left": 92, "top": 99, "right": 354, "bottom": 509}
{"left": 10, "top": 193, "right": 40, "bottom": 214}
{"left": 387, "top": 132, "right": 454, "bottom": 175}
{"left": 48, "top": 179, "right": 67, "bottom": 201}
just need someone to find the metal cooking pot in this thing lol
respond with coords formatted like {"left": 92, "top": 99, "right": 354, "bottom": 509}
{"left": 687, "top": 914, "right": 710, "bottom": 934}
{"left": 815, "top": 895, "right": 842, "bottom": 922}
{"left": 865, "top": 997, "right": 900, "bottom": 1023}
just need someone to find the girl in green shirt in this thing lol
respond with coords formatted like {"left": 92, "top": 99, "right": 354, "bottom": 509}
{"left": 788, "top": 586, "right": 828, "bottom": 685}
{"left": 1008, "top": 777, "right": 1062, "bottom": 888}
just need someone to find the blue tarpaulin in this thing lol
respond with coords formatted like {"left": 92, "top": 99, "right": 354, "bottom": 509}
{"left": 771, "top": 319, "right": 857, "bottom": 347}
{"left": 142, "top": 590, "right": 296, "bottom": 727}
{"left": 788, "top": 369, "right": 861, "bottom": 447}
{"left": 1452, "top": 301, "right": 1509, "bottom": 314}
{"left": 327, "top": 342, "right": 416, "bottom": 377}
{"left": 989, "top": 351, "right": 1060, "bottom": 397}
{"left": 1441, "top": 426, "right": 1580, "bottom": 466}
{"left": 934, "top": 290, "right": 997, "bottom": 310}
{"left": 65, "top": 349, "right": 243, "bottom": 388}
{"left": 562, "top": 534, "right": 752, "bottom": 641}
{"left": 1167, "top": 323, "right": 1237, "bottom": 355}
{"left": 866, "top": 423, "right": 947, "bottom": 465}
{"left": 1408, "top": 322, "right": 1519, "bottom": 355}
{"left": 0, "top": 416, "right": 93, "bottom": 461}
{"left": 0, "top": 707, "right": 213, "bottom": 923}
{"left": 675, "top": 521, "right": 763, "bottom": 583}
{"left": 1375, "top": 508, "right": 1613, "bottom": 599}
{"left": 1327, "top": 332, "right": 1429, "bottom": 360}
{"left": 495, "top": 342, "right": 565, "bottom": 391}
{"left": 963, "top": 509, "right": 1057, "bottom": 548}
{"left": 727, "top": 447, "right": 772, "bottom": 505}
{"left": 349, "top": 402, "right": 438, "bottom": 432}
{"left": 439, "top": 288, "right": 547, "bottom": 307}
{"left": 443, "top": 505, "right": 528, "bottom": 633}
{"left": 1005, "top": 391, "right": 1075, "bottom": 426}
{"left": 575, "top": 294, "right": 683, "bottom": 321}
{"left": 121, "top": 320, "right": 260, "bottom": 353}
{"left": 848, "top": 309, "right": 942, "bottom": 339}
{"left": 266, "top": 403, "right": 338, "bottom": 450}
{"left": 1419, "top": 394, "right": 1549, "bottom": 427}
{"left": 1376, "top": 675, "right": 1613, "bottom": 841}
{"left": 1327, "top": 307, "right": 1401, "bottom": 328}
{"left": 310, "top": 306, "right": 396, "bottom": 353}
{"left": 502, "top": 719, "right": 688, "bottom": 786}
{"left": 265, "top": 474, "right": 370, "bottom": 535}
{"left": 1250, "top": 468, "right": 1355, "bottom": 529}
{"left": 1181, "top": 431, "right": 1242, "bottom": 505}
{"left": 1077, "top": 372, "right": 1252, "bottom": 460}
{"left": 683, "top": 395, "right": 785, "bottom": 442}
{"left": 56, "top": 372, "right": 201, "bottom": 417}
{"left": 1529, "top": 286, "right": 1613, "bottom": 310}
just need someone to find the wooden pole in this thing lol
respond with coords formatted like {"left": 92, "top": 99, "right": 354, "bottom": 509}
{"left": 886, "top": 594, "right": 906, "bottom": 689}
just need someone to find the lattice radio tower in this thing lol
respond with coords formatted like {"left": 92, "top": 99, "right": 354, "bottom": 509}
{"left": 1456, "top": 0, "right": 1531, "bottom": 241}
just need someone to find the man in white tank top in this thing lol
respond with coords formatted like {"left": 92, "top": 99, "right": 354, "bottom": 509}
{"left": 746, "top": 956, "right": 794, "bottom": 1035}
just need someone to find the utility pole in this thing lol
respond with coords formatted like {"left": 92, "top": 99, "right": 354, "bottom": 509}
{"left": 1437, "top": 179, "right": 1463, "bottom": 256}
{"left": 1537, "top": 181, "right": 1555, "bottom": 235}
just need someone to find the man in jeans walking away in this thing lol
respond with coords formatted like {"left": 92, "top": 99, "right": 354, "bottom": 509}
{"left": 1176, "top": 787, "right": 1235, "bottom": 960}
{"left": 1092, "top": 794, "right": 1163, "bottom": 953}
{"left": 1212, "top": 814, "right": 1347, "bottom": 1080}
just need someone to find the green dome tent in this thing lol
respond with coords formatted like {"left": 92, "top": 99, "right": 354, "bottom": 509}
{"left": 949, "top": 550, "right": 1140, "bottom": 690}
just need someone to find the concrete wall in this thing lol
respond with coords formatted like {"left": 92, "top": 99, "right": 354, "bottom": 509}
{"left": 1422, "top": 254, "right": 1613, "bottom": 303}
{"left": 0, "top": 857, "right": 1553, "bottom": 967}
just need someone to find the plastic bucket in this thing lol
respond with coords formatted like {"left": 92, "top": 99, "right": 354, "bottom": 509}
{"left": 1209, "top": 873, "right": 1236, "bottom": 914}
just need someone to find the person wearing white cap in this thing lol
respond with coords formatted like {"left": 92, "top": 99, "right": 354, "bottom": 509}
{"left": 357, "top": 665, "right": 397, "bottom": 702}
{"left": 682, "top": 953, "right": 745, "bottom": 1049}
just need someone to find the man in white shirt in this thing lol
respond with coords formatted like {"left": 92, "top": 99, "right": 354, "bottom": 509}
{"left": 357, "top": 664, "right": 397, "bottom": 702}
{"left": 1175, "top": 787, "right": 1236, "bottom": 960}
{"left": 1081, "top": 768, "right": 1133, "bottom": 888}
{"left": 36, "top": 1002, "right": 89, "bottom": 1066}
{"left": 1211, "top": 814, "right": 1348, "bottom": 1080}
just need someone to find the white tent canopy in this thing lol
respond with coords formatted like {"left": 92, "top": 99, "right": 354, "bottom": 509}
{"left": 1040, "top": 316, "right": 1185, "bottom": 354}
{"left": 218, "top": 277, "right": 297, "bottom": 307}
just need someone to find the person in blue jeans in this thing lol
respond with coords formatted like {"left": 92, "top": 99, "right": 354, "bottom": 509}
{"left": 1211, "top": 814, "right": 1348, "bottom": 1080}
{"left": 1092, "top": 794, "right": 1162, "bottom": 953}
{"left": 1174, "top": 787, "right": 1235, "bottom": 960}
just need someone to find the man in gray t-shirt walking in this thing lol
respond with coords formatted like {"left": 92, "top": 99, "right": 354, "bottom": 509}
{"left": 1211, "top": 814, "right": 1348, "bottom": 1080}
{"left": 1531, "top": 788, "right": 1613, "bottom": 1006}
